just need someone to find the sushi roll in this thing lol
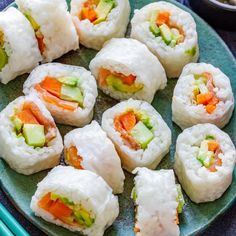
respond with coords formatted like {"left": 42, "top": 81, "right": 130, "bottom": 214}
{"left": 131, "top": 1, "right": 199, "bottom": 78}
{"left": 31, "top": 166, "right": 119, "bottom": 236}
{"left": 0, "top": 7, "right": 42, "bottom": 84}
{"left": 23, "top": 63, "right": 98, "bottom": 127}
{"left": 70, "top": 0, "right": 130, "bottom": 50}
{"left": 102, "top": 99, "right": 171, "bottom": 172}
{"left": 172, "top": 63, "right": 234, "bottom": 129}
{"left": 0, "top": 95, "right": 63, "bottom": 175}
{"left": 131, "top": 168, "right": 185, "bottom": 236}
{"left": 16, "top": 0, "right": 79, "bottom": 62}
{"left": 89, "top": 38, "right": 167, "bottom": 103}
{"left": 174, "top": 124, "right": 236, "bottom": 203}
{"left": 64, "top": 121, "right": 125, "bottom": 194}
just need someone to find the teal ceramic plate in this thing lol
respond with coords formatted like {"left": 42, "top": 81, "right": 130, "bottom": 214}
{"left": 0, "top": 0, "right": 235, "bottom": 235}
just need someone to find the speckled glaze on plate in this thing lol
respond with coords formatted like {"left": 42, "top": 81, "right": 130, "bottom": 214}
{"left": 0, "top": 0, "right": 235, "bottom": 235}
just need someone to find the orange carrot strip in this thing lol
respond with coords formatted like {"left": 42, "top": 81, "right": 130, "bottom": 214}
{"left": 23, "top": 101, "right": 55, "bottom": 129}
{"left": 66, "top": 146, "right": 83, "bottom": 169}
{"left": 196, "top": 92, "right": 213, "bottom": 105}
{"left": 16, "top": 109, "right": 39, "bottom": 124}
{"left": 36, "top": 33, "right": 46, "bottom": 54}
{"left": 120, "top": 74, "right": 136, "bottom": 86}
{"left": 208, "top": 96, "right": 219, "bottom": 106}
{"left": 48, "top": 199, "right": 73, "bottom": 218}
{"left": 208, "top": 140, "right": 219, "bottom": 152}
{"left": 119, "top": 111, "right": 137, "bottom": 131}
{"left": 134, "top": 227, "right": 141, "bottom": 233}
{"left": 206, "top": 104, "right": 216, "bottom": 114}
{"left": 40, "top": 76, "right": 62, "bottom": 98}
{"left": 81, "top": 7, "right": 97, "bottom": 22}
{"left": 35, "top": 84, "right": 79, "bottom": 111}
{"left": 175, "top": 212, "right": 179, "bottom": 225}
{"left": 156, "top": 12, "right": 170, "bottom": 26}
{"left": 98, "top": 68, "right": 111, "bottom": 86}
{"left": 114, "top": 116, "right": 124, "bottom": 132}
{"left": 38, "top": 193, "right": 53, "bottom": 211}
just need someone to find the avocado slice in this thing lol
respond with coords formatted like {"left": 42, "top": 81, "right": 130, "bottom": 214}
{"left": 176, "top": 184, "right": 185, "bottom": 214}
{"left": 206, "top": 135, "right": 215, "bottom": 140}
{"left": 93, "top": 0, "right": 115, "bottom": 25}
{"left": 149, "top": 11, "right": 160, "bottom": 37}
{"left": 23, "top": 124, "right": 46, "bottom": 148}
{"left": 106, "top": 75, "right": 144, "bottom": 93}
{"left": 135, "top": 111, "right": 153, "bottom": 129}
{"left": 51, "top": 193, "right": 74, "bottom": 205}
{"left": 185, "top": 46, "right": 197, "bottom": 57}
{"left": 58, "top": 77, "right": 78, "bottom": 87}
{"left": 131, "top": 187, "right": 137, "bottom": 202}
{"left": 131, "top": 121, "right": 154, "bottom": 149}
{"left": 74, "top": 211, "right": 85, "bottom": 225}
{"left": 80, "top": 209, "right": 94, "bottom": 227}
{"left": 197, "top": 140, "right": 215, "bottom": 168}
{"left": 12, "top": 116, "right": 23, "bottom": 133}
{"left": 160, "top": 24, "right": 172, "bottom": 45}
{"left": 74, "top": 209, "right": 94, "bottom": 227}
{"left": 203, "top": 152, "right": 215, "bottom": 168}
{"left": 193, "top": 85, "right": 200, "bottom": 98}
{"left": 0, "top": 47, "right": 8, "bottom": 70}
{"left": 60, "top": 85, "right": 83, "bottom": 106}
{"left": 24, "top": 13, "right": 40, "bottom": 31}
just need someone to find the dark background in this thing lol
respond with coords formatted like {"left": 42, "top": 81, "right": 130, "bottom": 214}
{"left": 0, "top": 0, "right": 235, "bottom": 235}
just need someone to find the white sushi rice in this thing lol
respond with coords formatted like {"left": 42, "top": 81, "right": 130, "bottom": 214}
{"left": 131, "top": 1, "right": 199, "bottom": 78}
{"left": 23, "top": 63, "right": 98, "bottom": 127}
{"left": 0, "top": 7, "right": 42, "bottom": 84}
{"left": 71, "top": 0, "right": 130, "bottom": 50}
{"left": 172, "top": 63, "right": 234, "bottom": 129}
{"left": 0, "top": 95, "right": 63, "bottom": 175}
{"left": 132, "top": 168, "right": 179, "bottom": 236}
{"left": 64, "top": 121, "right": 125, "bottom": 194}
{"left": 89, "top": 38, "right": 167, "bottom": 103}
{"left": 174, "top": 123, "right": 236, "bottom": 203}
{"left": 16, "top": 0, "right": 79, "bottom": 62}
{"left": 102, "top": 99, "right": 171, "bottom": 172}
{"left": 31, "top": 166, "right": 119, "bottom": 236}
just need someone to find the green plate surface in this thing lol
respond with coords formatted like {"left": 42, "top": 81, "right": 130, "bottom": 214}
{"left": 0, "top": 0, "right": 235, "bottom": 235}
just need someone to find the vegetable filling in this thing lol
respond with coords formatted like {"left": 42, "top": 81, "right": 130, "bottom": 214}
{"left": 193, "top": 72, "right": 219, "bottom": 114}
{"left": 149, "top": 11, "right": 184, "bottom": 47}
{"left": 196, "top": 135, "right": 222, "bottom": 172}
{"left": 0, "top": 31, "right": 8, "bottom": 71}
{"left": 65, "top": 146, "right": 84, "bottom": 169}
{"left": 24, "top": 13, "right": 46, "bottom": 54}
{"left": 80, "top": 0, "right": 115, "bottom": 25}
{"left": 35, "top": 76, "right": 84, "bottom": 111}
{"left": 114, "top": 110, "right": 154, "bottom": 150}
{"left": 98, "top": 68, "right": 144, "bottom": 94}
{"left": 38, "top": 192, "right": 95, "bottom": 227}
{"left": 11, "top": 101, "right": 56, "bottom": 148}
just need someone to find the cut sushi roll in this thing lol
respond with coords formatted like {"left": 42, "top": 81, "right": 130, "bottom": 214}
{"left": 102, "top": 99, "right": 171, "bottom": 172}
{"left": 131, "top": 1, "right": 199, "bottom": 78}
{"left": 23, "top": 63, "right": 98, "bottom": 127}
{"left": 70, "top": 0, "right": 130, "bottom": 50}
{"left": 0, "top": 95, "right": 63, "bottom": 175}
{"left": 131, "top": 168, "right": 185, "bottom": 236}
{"left": 172, "top": 63, "right": 234, "bottom": 129}
{"left": 89, "top": 38, "right": 167, "bottom": 103}
{"left": 64, "top": 121, "right": 125, "bottom": 194}
{"left": 16, "top": 0, "right": 79, "bottom": 62}
{"left": 0, "top": 7, "right": 42, "bottom": 84}
{"left": 174, "top": 124, "right": 236, "bottom": 203}
{"left": 31, "top": 166, "right": 119, "bottom": 236}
